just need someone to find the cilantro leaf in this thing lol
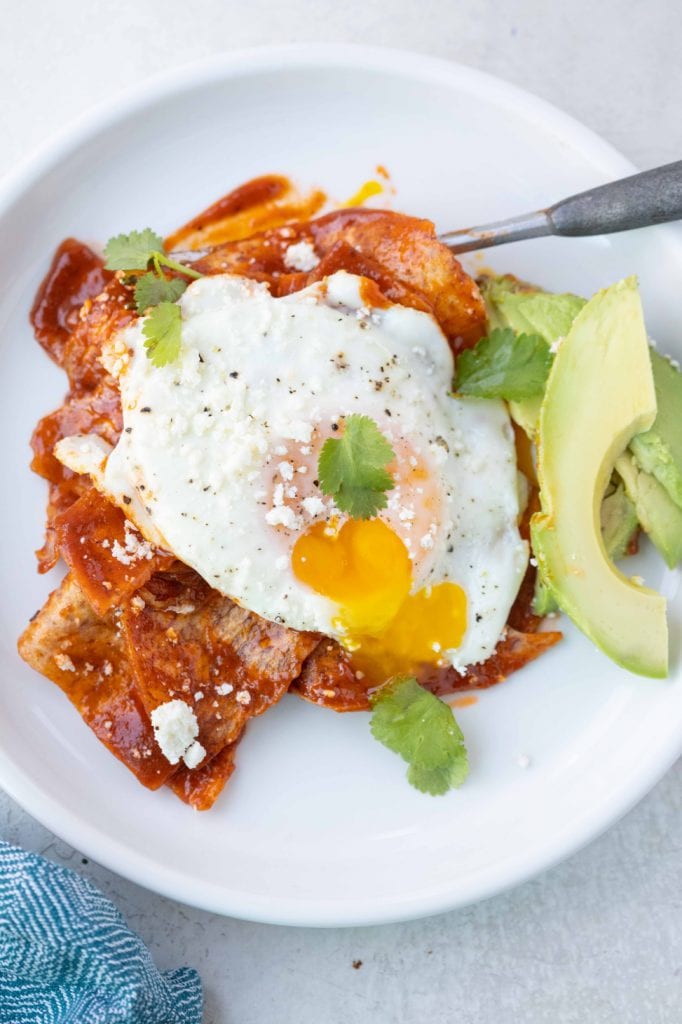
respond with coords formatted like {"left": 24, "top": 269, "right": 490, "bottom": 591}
{"left": 104, "top": 229, "right": 166, "bottom": 271}
{"left": 142, "top": 302, "right": 183, "bottom": 367}
{"left": 370, "top": 676, "right": 469, "bottom": 795}
{"left": 134, "top": 273, "right": 187, "bottom": 313}
{"left": 454, "top": 328, "right": 552, "bottom": 401}
{"left": 318, "top": 414, "right": 395, "bottom": 519}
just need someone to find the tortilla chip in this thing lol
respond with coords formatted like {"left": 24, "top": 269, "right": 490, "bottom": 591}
{"left": 122, "top": 565, "right": 319, "bottom": 759}
{"left": 17, "top": 574, "right": 175, "bottom": 789}
{"left": 55, "top": 489, "right": 174, "bottom": 615}
{"left": 167, "top": 741, "right": 240, "bottom": 811}
{"left": 293, "top": 639, "right": 371, "bottom": 712}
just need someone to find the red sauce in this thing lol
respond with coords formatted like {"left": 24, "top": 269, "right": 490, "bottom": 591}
{"left": 30, "top": 239, "right": 111, "bottom": 365}
{"left": 166, "top": 174, "right": 326, "bottom": 251}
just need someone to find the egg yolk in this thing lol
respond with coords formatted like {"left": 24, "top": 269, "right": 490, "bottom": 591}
{"left": 292, "top": 519, "right": 467, "bottom": 684}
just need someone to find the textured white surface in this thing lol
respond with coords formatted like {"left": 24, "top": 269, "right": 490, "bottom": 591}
{"left": 2, "top": 1, "right": 681, "bottom": 1021}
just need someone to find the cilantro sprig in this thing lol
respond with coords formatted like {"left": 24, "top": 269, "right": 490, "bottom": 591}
{"left": 104, "top": 228, "right": 204, "bottom": 367}
{"left": 453, "top": 327, "right": 552, "bottom": 401}
{"left": 133, "top": 272, "right": 188, "bottom": 314}
{"left": 370, "top": 676, "right": 469, "bottom": 795}
{"left": 142, "top": 303, "right": 183, "bottom": 367}
{"left": 318, "top": 414, "right": 395, "bottom": 519}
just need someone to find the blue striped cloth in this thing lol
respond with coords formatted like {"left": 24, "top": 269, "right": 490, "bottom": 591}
{"left": 0, "top": 840, "right": 202, "bottom": 1023}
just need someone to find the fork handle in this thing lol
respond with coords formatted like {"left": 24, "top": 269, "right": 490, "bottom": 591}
{"left": 440, "top": 160, "right": 682, "bottom": 253}
{"left": 549, "top": 159, "right": 682, "bottom": 236}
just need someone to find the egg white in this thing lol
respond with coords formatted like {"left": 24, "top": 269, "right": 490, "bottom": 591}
{"left": 57, "top": 271, "right": 528, "bottom": 670}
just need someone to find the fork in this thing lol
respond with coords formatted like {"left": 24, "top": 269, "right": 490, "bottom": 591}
{"left": 439, "top": 160, "right": 682, "bottom": 254}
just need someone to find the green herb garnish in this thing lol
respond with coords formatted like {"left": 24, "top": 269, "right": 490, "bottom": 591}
{"left": 104, "top": 228, "right": 204, "bottom": 366}
{"left": 142, "top": 302, "right": 183, "bottom": 368}
{"left": 370, "top": 676, "right": 469, "bottom": 795}
{"left": 318, "top": 414, "right": 395, "bottom": 519}
{"left": 133, "top": 272, "right": 188, "bottom": 314}
{"left": 454, "top": 327, "right": 552, "bottom": 401}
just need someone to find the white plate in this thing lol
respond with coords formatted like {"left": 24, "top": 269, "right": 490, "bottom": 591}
{"left": 1, "top": 45, "right": 681, "bottom": 927}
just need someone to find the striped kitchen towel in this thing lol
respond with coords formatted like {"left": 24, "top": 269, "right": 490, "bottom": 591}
{"left": 0, "top": 840, "right": 202, "bottom": 1023}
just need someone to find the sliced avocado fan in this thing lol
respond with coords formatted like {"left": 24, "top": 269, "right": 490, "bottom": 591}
{"left": 530, "top": 278, "right": 668, "bottom": 678}
{"left": 482, "top": 274, "right": 682, "bottom": 575}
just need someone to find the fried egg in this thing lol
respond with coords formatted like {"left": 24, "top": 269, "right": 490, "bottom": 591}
{"left": 57, "top": 270, "right": 528, "bottom": 680}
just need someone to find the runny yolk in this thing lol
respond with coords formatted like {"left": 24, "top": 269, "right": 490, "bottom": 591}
{"left": 292, "top": 519, "right": 467, "bottom": 684}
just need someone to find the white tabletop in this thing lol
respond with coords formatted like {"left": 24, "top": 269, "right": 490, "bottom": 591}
{"left": 3, "top": 2, "right": 681, "bottom": 1021}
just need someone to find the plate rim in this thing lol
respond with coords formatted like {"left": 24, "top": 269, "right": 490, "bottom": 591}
{"left": 1, "top": 42, "right": 681, "bottom": 927}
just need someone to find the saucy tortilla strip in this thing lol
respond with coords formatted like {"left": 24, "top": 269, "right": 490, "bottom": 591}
{"left": 122, "top": 566, "right": 319, "bottom": 760}
{"left": 30, "top": 376, "right": 122, "bottom": 487}
{"left": 30, "top": 340, "right": 123, "bottom": 572}
{"left": 292, "top": 638, "right": 372, "bottom": 712}
{"left": 195, "top": 208, "right": 487, "bottom": 350}
{"left": 30, "top": 239, "right": 113, "bottom": 367}
{"left": 17, "top": 574, "right": 175, "bottom": 790}
{"left": 55, "top": 489, "right": 174, "bottom": 615}
{"left": 167, "top": 741, "right": 241, "bottom": 811}
{"left": 35, "top": 477, "right": 91, "bottom": 574}
{"left": 59, "top": 276, "right": 135, "bottom": 393}
{"left": 421, "top": 627, "right": 562, "bottom": 696}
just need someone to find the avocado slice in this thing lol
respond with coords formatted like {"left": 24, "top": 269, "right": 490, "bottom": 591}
{"left": 480, "top": 275, "right": 586, "bottom": 439}
{"left": 615, "top": 451, "right": 682, "bottom": 568}
{"left": 629, "top": 350, "right": 682, "bottom": 510}
{"left": 600, "top": 476, "right": 640, "bottom": 561}
{"left": 531, "top": 278, "right": 668, "bottom": 678}
{"left": 480, "top": 275, "right": 586, "bottom": 346}
{"left": 532, "top": 475, "right": 639, "bottom": 616}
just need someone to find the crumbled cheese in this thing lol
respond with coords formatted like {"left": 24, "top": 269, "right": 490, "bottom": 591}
{"left": 111, "top": 520, "right": 154, "bottom": 566}
{"left": 183, "top": 740, "right": 207, "bottom": 770}
{"left": 265, "top": 505, "right": 301, "bottom": 529}
{"left": 301, "top": 496, "right": 326, "bottom": 517}
{"left": 166, "top": 602, "right": 196, "bottom": 614}
{"left": 150, "top": 699, "right": 204, "bottom": 767}
{"left": 102, "top": 661, "right": 113, "bottom": 677}
{"left": 283, "top": 240, "right": 319, "bottom": 272}
{"left": 130, "top": 595, "right": 145, "bottom": 611}
{"left": 278, "top": 461, "right": 294, "bottom": 482}
{"left": 54, "top": 653, "right": 76, "bottom": 672}
{"left": 282, "top": 420, "right": 313, "bottom": 444}
{"left": 215, "top": 682, "right": 234, "bottom": 696}
{"left": 235, "top": 690, "right": 251, "bottom": 706}
{"left": 194, "top": 690, "right": 204, "bottom": 701}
